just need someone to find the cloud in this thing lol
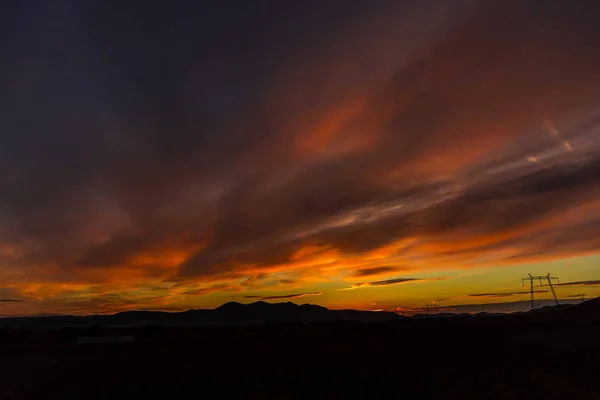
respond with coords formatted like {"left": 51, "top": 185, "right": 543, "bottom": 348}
{"left": 278, "top": 279, "right": 297, "bottom": 285}
{"left": 354, "top": 266, "right": 402, "bottom": 277}
{"left": 556, "top": 280, "right": 600, "bottom": 287}
{"left": 2, "top": 2, "right": 600, "bottom": 314}
{"left": 181, "top": 283, "right": 235, "bottom": 296}
{"left": 259, "top": 292, "right": 323, "bottom": 301}
{"left": 182, "top": 289, "right": 213, "bottom": 296}
{"left": 348, "top": 277, "right": 446, "bottom": 290}
{"left": 469, "top": 291, "right": 548, "bottom": 298}
{"left": 174, "top": 2, "right": 600, "bottom": 279}
{"left": 0, "top": 288, "right": 25, "bottom": 304}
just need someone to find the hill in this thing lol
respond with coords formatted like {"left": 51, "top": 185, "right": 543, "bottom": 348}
{"left": 0, "top": 301, "right": 400, "bottom": 330}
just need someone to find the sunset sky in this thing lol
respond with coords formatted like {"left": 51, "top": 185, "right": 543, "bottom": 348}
{"left": 1, "top": 0, "right": 600, "bottom": 316}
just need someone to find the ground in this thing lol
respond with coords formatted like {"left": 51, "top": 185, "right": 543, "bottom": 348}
{"left": 1, "top": 310, "right": 599, "bottom": 399}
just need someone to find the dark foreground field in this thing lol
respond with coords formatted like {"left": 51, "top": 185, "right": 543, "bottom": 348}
{"left": 1, "top": 306, "right": 599, "bottom": 399}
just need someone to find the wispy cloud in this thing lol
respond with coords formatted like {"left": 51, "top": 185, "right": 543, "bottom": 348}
{"left": 469, "top": 291, "right": 548, "bottom": 298}
{"left": 182, "top": 283, "right": 234, "bottom": 296}
{"left": 353, "top": 266, "right": 402, "bottom": 277}
{"left": 0, "top": 299, "right": 23, "bottom": 303}
{"left": 260, "top": 292, "right": 323, "bottom": 301}
{"left": 556, "top": 280, "right": 600, "bottom": 287}
{"left": 348, "top": 277, "right": 446, "bottom": 290}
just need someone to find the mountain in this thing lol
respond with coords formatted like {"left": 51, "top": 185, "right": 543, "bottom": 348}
{"left": 0, "top": 302, "right": 400, "bottom": 330}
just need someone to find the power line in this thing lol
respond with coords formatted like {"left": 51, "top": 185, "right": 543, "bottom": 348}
{"left": 521, "top": 273, "right": 560, "bottom": 310}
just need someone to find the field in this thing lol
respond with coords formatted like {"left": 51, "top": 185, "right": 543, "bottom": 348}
{"left": 1, "top": 308, "right": 599, "bottom": 399}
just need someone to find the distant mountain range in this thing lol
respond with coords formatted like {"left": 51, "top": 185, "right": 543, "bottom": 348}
{"left": 0, "top": 301, "right": 401, "bottom": 330}
{"left": 1, "top": 298, "right": 598, "bottom": 330}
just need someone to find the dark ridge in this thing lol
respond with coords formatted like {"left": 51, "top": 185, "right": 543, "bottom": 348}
{"left": 2, "top": 297, "right": 598, "bottom": 330}
{"left": 0, "top": 302, "right": 400, "bottom": 330}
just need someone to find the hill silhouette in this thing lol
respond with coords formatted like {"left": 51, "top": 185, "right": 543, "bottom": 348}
{"left": 2, "top": 297, "right": 600, "bottom": 331}
{"left": 0, "top": 301, "right": 400, "bottom": 330}
{"left": 1, "top": 298, "right": 600, "bottom": 399}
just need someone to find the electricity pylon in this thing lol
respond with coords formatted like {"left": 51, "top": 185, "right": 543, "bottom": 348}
{"left": 423, "top": 303, "right": 439, "bottom": 316}
{"left": 521, "top": 273, "right": 560, "bottom": 310}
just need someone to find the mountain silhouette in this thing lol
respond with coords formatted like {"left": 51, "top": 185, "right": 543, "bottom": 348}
{"left": 3, "top": 298, "right": 599, "bottom": 330}
{"left": 0, "top": 301, "right": 400, "bottom": 330}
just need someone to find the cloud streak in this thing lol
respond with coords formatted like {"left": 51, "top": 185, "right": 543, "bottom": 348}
{"left": 354, "top": 266, "right": 402, "bottom": 277}
{"left": 348, "top": 277, "right": 446, "bottom": 290}
{"left": 556, "top": 280, "right": 600, "bottom": 287}
{"left": 469, "top": 291, "right": 548, "bottom": 298}
{"left": 259, "top": 292, "right": 323, "bottom": 301}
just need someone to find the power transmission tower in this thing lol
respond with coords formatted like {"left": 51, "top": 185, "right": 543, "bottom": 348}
{"left": 423, "top": 303, "right": 438, "bottom": 317}
{"left": 545, "top": 273, "right": 560, "bottom": 306}
{"left": 522, "top": 274, "right": 535, "bottom": 310}
{"left": 521, "top": 273, "right": 560, "bottom": 310}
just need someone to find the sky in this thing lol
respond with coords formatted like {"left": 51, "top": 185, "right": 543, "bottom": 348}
{"left": 1, "top": 0, "right": 600, "bottom": 316}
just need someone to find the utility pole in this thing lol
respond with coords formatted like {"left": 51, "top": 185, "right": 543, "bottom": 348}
{"left": 545, "top": 273, "right": 560, "bottom": 306}
{"left": 423, "top": 303, "right": 438, "bottom": 317}
{"left": 522, "top": 274, "right": 535, "bottom": 310}
{"left": 521, "top": 273, "right": 561, "bottom": 310}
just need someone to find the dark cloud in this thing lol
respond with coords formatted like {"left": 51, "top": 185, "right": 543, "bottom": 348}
{"left": 182, "top": 289, "right": 212, "bottom": 296}
{"left": 556, "top": 280, "right": 600, "bottom": 287}
{"left": 175, "top": 0, "right": 600, "bottom": 278}
{"left": 150, "top": 287, "right": 170, "bottom": 292}
{"left": 354, "top": 266, "right": 402, "bottom": 277}
{"left": 178, "top": 151, "right": 600, "bottom": 278}
{"left": 469, "top": 291, "right": 548, "bottom": 298}
{"left": 260, "top": 292, "right": 322, "bottom": 301}
{"left": 350, "top": 277, "right": 445, "bottom": 289}
{"left": 278, "top": 279, "right": 297, "bottom": 285}
{"left": 0, "top": 288, "right": 24, "bottom": 303}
